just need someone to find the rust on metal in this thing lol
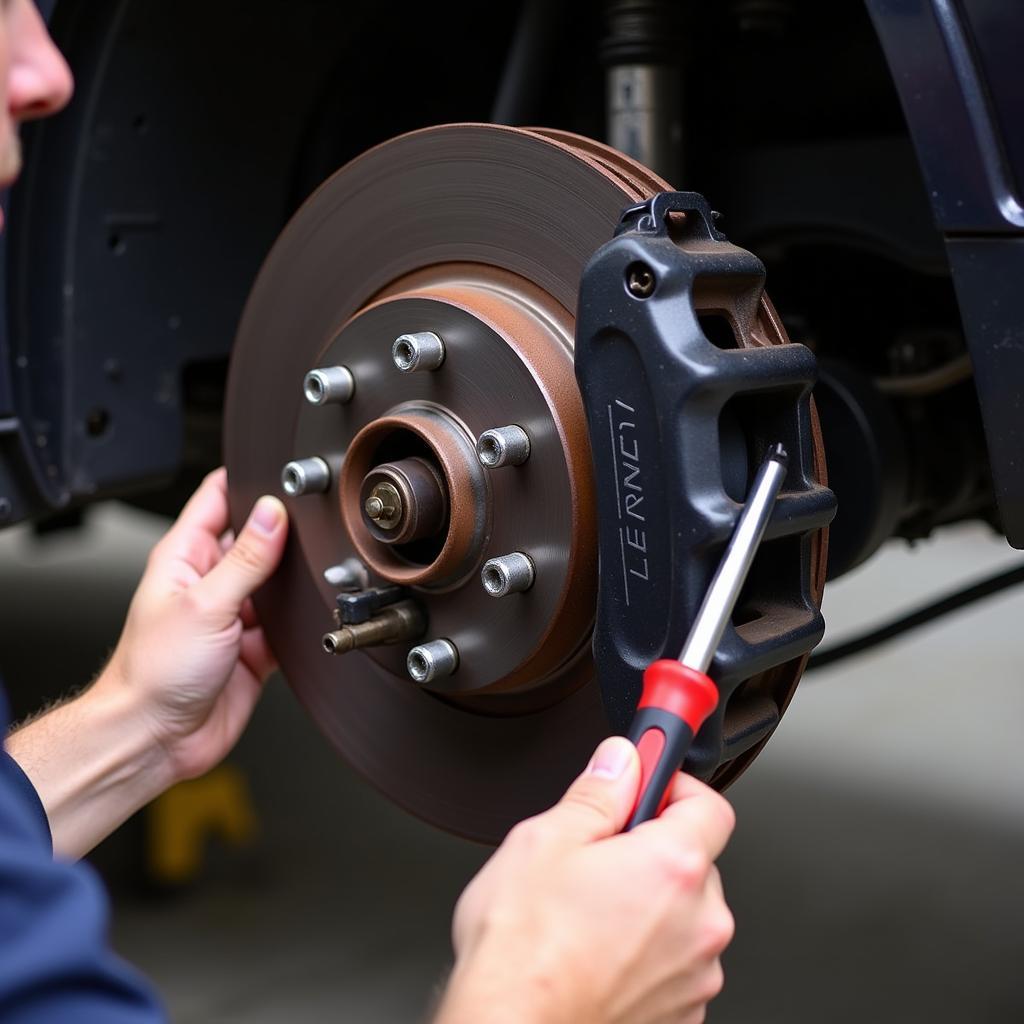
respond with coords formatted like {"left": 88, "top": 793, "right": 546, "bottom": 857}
{"left": 361, "top": 458, "right": 446, "bottom": 544}
{"left": 340, "top": 404, "right": 485, "bottom": 589}
{"left": 223, "top": 124, "right": 828, "bottom": 843}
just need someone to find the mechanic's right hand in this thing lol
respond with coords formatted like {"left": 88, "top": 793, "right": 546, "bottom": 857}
{"left": 435, "top": 736, "right": 736, "bottom": 1024}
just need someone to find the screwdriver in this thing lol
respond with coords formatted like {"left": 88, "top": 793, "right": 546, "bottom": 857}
{"left": 626, "top": 443, "right": 789, "bottom": 829}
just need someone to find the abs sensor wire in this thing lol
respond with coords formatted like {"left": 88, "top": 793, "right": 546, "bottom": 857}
{"left": 807, "top": 562, "right": 1024, "bottom": 671}
{"left": 874, "top": 352, "right": 974, "bottom": 397}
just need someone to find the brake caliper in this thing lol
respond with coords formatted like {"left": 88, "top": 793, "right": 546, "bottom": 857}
{"left": 575, "top": 191, "right": 837, "bottom": 780}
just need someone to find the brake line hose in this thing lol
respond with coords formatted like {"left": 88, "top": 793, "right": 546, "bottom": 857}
{"left": 807, "top": 562, "right": 1024, "bottom": 671}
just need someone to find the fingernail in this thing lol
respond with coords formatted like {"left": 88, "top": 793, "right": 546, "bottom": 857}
{"left": 588, "top": 737, "right": 632, "bottom": 780}
{"left": 250, "top": 496, "right": 283, "bottom": 534}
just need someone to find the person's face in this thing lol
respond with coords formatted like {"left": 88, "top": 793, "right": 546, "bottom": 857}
{"left": 0, "top": 0, "right": 72, "bottom": 219}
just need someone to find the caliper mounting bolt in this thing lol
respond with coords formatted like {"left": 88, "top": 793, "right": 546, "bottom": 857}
{"left": 481, "top": 552, "right": 535, "bottom": 597}
{"left": 407, "top": 639, "right": 459, "bottom": 683}
{"left": 392, "top": 332, "right": 446, "bottom": 372}
{"left": 476, "top": 425, "right": 531, "bottom": 468}
{"left": 281, "top": 456, "right": 331, "bottom": 496}
{"left": 303, "top": 365, "right": 355, "bottom": 405}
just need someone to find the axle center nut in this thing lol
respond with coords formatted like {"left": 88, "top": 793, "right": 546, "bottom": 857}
{"left": 359, "top": 455, "right": 449, "bottom": 546}
{"left": 364, "top": 482, "right": 403, "bottom": 530}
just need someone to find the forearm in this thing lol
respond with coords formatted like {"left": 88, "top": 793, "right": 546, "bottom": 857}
{"left": 435, "top": 976, "right": 555, "bottom": 1024}
{"left": 435, "top": 941, "right": 582, "bottom": 1024}
{"left": 6, "top": 671, "right": 175, "bottom": 860}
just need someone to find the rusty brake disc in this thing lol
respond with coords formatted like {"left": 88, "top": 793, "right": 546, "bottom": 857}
{"left": 224, "top": 124, "right": 826, "bottom": 843}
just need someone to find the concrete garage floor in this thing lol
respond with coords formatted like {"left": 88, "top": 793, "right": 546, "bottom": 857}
{"left": 2, "top": 505, "right": 1023, "bottom": 1022}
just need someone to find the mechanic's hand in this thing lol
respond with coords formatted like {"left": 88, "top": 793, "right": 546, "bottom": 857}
{"left": 436, "top": 737, "right": 736, "bottom": 1024}
{"left": 98, "top": 468, "right": 288, "bottom": 783}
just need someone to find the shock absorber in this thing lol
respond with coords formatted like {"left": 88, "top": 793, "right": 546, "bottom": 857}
{"left": 601, "top": 0, "right": 685, "bottom": 184}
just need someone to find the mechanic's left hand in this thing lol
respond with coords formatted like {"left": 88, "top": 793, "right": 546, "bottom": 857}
{"left": 97, "top": 467, "right": 288, "bottom": 783}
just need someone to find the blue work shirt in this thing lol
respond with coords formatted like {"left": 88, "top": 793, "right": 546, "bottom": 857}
{"left": 0, "top": 685, "right": 166, "bottom": 1022}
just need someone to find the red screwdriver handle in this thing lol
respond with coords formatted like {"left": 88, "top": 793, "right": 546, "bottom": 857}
{"left": 625, "top": 660, "right": 719, "bottom": 830}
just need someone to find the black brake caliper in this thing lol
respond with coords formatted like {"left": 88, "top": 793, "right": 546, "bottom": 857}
{"left": 574, "top": 191, "right": 837, "bottom": 780}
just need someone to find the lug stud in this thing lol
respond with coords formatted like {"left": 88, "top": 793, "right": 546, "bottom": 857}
{"left": 281, "top": 457, "right": 331, "bottom": 496}
{"left": 392, "top": 331, "right": 445, "bottom": 372}
{"left": 303, "top": 366, "right": 354, "bottom": 405}
{"left": 481, "top": 552, "right": 535, "bottom": 597}
{"left": 407, "top": 639, "right": 459, "bottom": 683}
{"left": 477, "top": 425, "right": 531, "bottom": 468}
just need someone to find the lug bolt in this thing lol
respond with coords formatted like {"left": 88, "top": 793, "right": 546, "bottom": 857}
{"left": 477, "top": 425, "right": 531, "bottom": 468}
{"left": 303, "top": 365, "right": 354, "bottom": 405}
{"left": 392, "top": 331, "right": 445, "bottom": 372}
{"left": 407, "top": 639, "right": 459, "bottom": 683}
{"left": 364, "top": 481, "right": 403, "bottom": 530}
{"left": 281, "top": 456, "right": 331, "bottom": 496}
{"left": 323, "top": 558, "right": 367, "bottom": 590}
{"left": 481, "top": 552, "right": 535, "bottom": 597}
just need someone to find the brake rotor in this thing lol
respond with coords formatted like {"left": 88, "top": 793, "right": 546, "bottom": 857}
{"left": 225, "top": 124, "right": 826, "bottom": 843}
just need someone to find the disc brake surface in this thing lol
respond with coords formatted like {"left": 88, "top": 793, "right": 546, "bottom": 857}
{"left": 224, "top": 125, "right": 827, "bottom": 842}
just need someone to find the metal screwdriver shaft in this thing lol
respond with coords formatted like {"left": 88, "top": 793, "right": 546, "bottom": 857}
{"left": 625, "top": 443, "right": 789, "bottom": 829}
{"left": 680, "top": 443, "right": 789, "bottom": 672}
